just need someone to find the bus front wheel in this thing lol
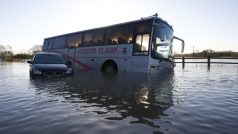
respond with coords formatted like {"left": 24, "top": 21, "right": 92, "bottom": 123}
{"left": 101, "top": 61, "right": 118, "bottom": 75}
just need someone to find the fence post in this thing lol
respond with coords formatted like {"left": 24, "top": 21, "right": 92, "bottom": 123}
{"left": 182, "top": 56, "right": 185, "bottom": 69}
{"left": 207, "top": 56, "right": 210, "bottom": 70}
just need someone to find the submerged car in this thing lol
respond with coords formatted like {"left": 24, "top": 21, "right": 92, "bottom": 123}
{"left": 27, "top": 52, "right": 73, "bottom": 77}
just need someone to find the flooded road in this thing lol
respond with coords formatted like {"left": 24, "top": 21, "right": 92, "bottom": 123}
{"left": 0, "top": 62, "right": 238, "bottom": 134}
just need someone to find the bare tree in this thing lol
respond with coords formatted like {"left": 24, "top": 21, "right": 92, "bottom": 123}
{"left": 29, "top": 45, "right": 42, "bottom": 55}
{"left": 0, "top": 45, "right": 6, "bottom": 51}
{"left": 0, "top": 44, "right": 13, "bottom": 57}
{"left": 6, "top": 45, "right": 12, "bottom": 51}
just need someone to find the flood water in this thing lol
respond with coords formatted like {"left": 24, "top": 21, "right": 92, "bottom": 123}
{"left": 0, "top": 62, "right": 238, "bottom": 134}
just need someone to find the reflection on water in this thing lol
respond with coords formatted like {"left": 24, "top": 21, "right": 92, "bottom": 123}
{"left": 30, "top": 71, "right": 175, "bottom": 132}
{"left": 1, "top": 62, "right": 238, "bottom": 134}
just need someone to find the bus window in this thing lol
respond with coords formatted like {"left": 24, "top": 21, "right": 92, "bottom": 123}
{"left": 48, "top": 38, "right": 54, "bottom": 50}
{"left": 134, "top": 34, "right": 149, "bottom": 55}
{"left": 83, "top": 30, "right": 103, "bottom": 46}
{"left": 43, "top": 39, "right": 49, "bottom": 51}
{"left": 53, "top": 36, "right": 66, "bottom": 49}
{"left": 136, "top": 20, "right": 152, "bottom": 34}
{"left": 66, "top": 33, "right": 82, "bottom": 48}
{"left": 105, "top": 24, "right": 133, "bottom": 45}
{"left": 142, "top": 34, "right": 149, "bottom": 51}
{"left": 135, "top": 35, "right": 143, "bottom": 50}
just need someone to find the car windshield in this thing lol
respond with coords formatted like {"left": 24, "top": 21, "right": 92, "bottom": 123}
{"left": 33, "top": 54, "right": 65, "bottom": 64}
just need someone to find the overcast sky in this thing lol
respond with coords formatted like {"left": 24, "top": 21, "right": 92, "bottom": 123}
{"left": 0, "top": 0, "right": 238, "bottom": 53}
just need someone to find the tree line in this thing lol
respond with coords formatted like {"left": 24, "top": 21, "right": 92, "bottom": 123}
{"left": 1, "top": 45, "right": 238, "bottom": 61}
{"left": 0, "top": 44, "right": 42, "bottom": 61}
{"left": 175, "top": 49, "right": 238, "bottom": 57}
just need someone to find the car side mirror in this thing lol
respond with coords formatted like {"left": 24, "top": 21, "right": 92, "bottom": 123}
{"left": 27, "top": 61, "right": 32, "bottom": 64}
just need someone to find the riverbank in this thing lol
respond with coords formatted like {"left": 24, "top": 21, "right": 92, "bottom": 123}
{"left": 175, "top": 50, "right": 238, "bottom": 58}
{"left": 0, "top": 54, "right": 32, "bottom": 62}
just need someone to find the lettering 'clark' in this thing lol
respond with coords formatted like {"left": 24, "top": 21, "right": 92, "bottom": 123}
{"left": 98, "top": 47, "right": 118, "bottom": 55}
{"left": 78, "top": 47, "right": 118, "bottom": 55}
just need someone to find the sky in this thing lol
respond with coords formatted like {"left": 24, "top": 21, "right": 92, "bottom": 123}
{"left": 0, "top": 0, "right": 238, "bottom": 53}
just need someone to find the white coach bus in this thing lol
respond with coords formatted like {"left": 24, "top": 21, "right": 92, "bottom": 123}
{"left": 42, "top": 14, "right": 184, "bottom": 74}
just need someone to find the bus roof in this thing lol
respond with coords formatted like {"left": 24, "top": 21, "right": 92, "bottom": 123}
{"left": 44, "top": 14, "right": 173, "bottom": 40}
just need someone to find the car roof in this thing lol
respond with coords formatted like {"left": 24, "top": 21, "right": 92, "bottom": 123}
{"left": 35, "top": 52, "right": 61, "bottom": 55}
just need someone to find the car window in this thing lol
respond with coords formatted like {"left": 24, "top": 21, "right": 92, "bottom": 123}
{"left": 33, "top": 54, "right": 65, "bottom": 64}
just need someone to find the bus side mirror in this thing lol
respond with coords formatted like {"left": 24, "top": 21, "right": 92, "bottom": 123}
{"left": 173, "top": 36, "right": 185, "bottom": 53}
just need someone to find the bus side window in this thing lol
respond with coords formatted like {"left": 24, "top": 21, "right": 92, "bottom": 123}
{"left": 48, "top": 38, "right": 54, "bottom": 50}
{"left": 104, "top": 24, "right": 134, "bottom": 45}
{"left": 134, "top": 34, "right": 149, "bottom": 55}
{"left": 83, "top": 30, "right": 103, "bottom": 46}
{"left": 142, "top": 34, "right": 149, "bottom": 51}
{"left": 67, "top": 33, "right": 82, "bottom": 48}
{"left": 136, "top": 20, "right": 152, "bottom": 34}
{"left": 43, "top": 39, "right": 49, "bottom": 51}
{"left": 53, "top": 36, "right": 67, "bottom": 49}
{"left": 135, "top": 35, "right": 143, "bottom": 51}
{"left": 118, "top": 37, "right": 127, "bottom": 44}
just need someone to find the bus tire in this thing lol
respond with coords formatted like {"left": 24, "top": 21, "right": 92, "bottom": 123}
{"left": 101, "top": 61, "right": 118, "bottom": 75}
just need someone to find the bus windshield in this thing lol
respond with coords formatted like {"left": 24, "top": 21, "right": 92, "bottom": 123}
{"left": 151, "top": 21, "right": 174, "bottom": 60}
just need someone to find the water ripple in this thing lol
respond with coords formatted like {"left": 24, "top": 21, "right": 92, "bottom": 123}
{"left": 0, "top": 62, "right": 238, "bottom": 134}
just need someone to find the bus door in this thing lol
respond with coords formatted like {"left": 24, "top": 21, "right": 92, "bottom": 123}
{"left": 66, "top": 33, "right": 83, "bottom": 71}
{"left": 130, "top": 34, "right": 150, "bottom": 72}
{"left": 67, "top": 47, "right": 76, "bottom": 70}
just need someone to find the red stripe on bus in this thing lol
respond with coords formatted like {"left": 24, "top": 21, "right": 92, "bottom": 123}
{"left": 51, "top": 50, "right": 95, "bottom": 71}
